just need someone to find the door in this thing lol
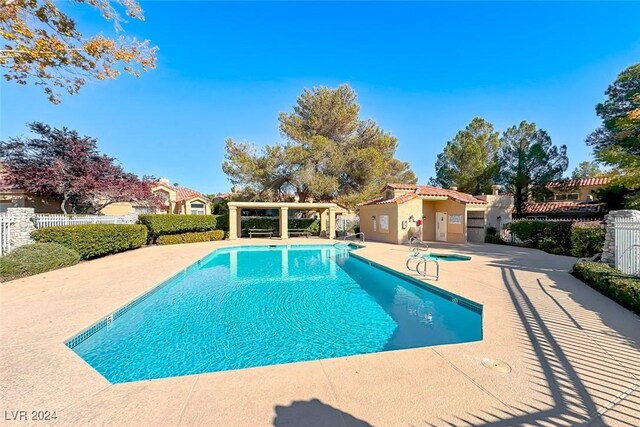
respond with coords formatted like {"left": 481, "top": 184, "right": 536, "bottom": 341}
{"left": 436, "top": 212, "right": 447, "bottom": 241}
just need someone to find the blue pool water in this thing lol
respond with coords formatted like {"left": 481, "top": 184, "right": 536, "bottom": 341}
{"left": 71, "top": 245, "right": 482, "bottom": 383}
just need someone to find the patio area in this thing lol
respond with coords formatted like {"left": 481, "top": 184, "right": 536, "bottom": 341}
{"left": 1, "top": 239, "right": 639, "bottom": 426}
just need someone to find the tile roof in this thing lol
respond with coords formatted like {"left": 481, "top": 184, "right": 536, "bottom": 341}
{"left": 175, "top": 187, "right": 207, "bottom": 202}
{"left": 415, "top": 185, "right": 487, "bottom": 204}
{"left": 546, "top": 177, "right": 611, "bottom": 189}
{"left": 521, "top": 201, "right": 607, "bottom": 215}
{"left": 360, "top": 184, "right": 487, "bottom": 206}
{"left": 358, "top": 193, "right": 418, "bottom": 206}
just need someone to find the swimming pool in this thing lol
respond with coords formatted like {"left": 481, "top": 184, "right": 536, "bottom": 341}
{"left": 69, "top": 244, "right": 482, "bottom": 383}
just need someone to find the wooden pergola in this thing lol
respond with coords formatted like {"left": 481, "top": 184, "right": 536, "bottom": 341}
{"left": 226, "top": 201, "right": 338, "bottom": 240}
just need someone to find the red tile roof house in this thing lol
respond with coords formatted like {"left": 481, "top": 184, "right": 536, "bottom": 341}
{"left": 0, "top": 165, "right": 68, "bottom": 213}
{"left": 518, "top": 177, "right": 612, "bottom": 220}
{"left": 358, "top": 183, "right": 493, "bottom": 244}
{"left": 100, "top": 178, "right": 212, "bottom": 215}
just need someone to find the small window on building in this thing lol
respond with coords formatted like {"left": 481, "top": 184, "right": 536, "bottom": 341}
{"left": 379, "top": 215, "right": 389, "bottom": 233}
{"left": 190, "top": 202, "right": 206, "bottom": 215}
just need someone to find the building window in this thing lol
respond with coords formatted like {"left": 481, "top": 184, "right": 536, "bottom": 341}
{"left": 379, "top": 215, "right": 389, "bottom": 233}
{"left": 190, "top": 202, "right": 206, "bottom": 215}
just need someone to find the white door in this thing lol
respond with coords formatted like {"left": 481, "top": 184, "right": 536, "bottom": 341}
{"left": 436, "top": 212, "right": 447, "bottom": 242}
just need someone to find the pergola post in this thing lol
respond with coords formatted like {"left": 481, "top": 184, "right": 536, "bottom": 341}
{"left": 280, "top": 207, "right": 289, "bottom": 239}
{"left": 228, "top": 206, "right": 238, "bottom": 240}
{"left": 319, "top": 208, "right": 327, "bottom": 236}
{"left": 328, "top": 207, "right": 336, "bottom": 240}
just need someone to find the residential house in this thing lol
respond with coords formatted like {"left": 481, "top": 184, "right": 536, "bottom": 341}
{"left": 101, "top": 178, "right": 212, "bottom": 216}
{"left": 519, "top": 177, "right": 611, "bottom": 220}
{"left": 0, "top": 166, "right": 62, "bottom": 213}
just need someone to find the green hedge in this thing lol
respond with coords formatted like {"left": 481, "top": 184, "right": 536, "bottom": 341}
{"left": 572, "top": 262, "right": 640, "bottom": 314}
{"left": 138, "top": 214, "right": 217, "bottom": 240}
{"left": 571, "top": 226, "right": 606, "bottom": 258}
{"left": 157, "top": 230, "right": 225, "bottom": 245}
{"left": 507, "top": 221, "right": 547, "bottom": 247}
{"left": 507, "top": 221, "right": 605, "bottom": 257}
{"left": 241, "top": 218, "right": 319, "bottom": 235}
{"left": 213, "top": 214, "right": 229, "bottom": 231}
{"left": 0, "top": 243, "right": 81, "bottom": 282}
{"left": 31, "top": 224, "right": 147, "bottom": 259}
{"left": 484, "top": 226, "right": 505, "bottom": 244}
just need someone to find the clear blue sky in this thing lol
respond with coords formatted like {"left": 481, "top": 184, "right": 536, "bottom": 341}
{"left": 1, "top": 1, "right": 639, "bottom": 194}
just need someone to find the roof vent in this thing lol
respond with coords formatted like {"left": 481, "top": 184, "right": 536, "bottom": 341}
{"left": 450, "top": 186, "right": 458, "bottom": 191}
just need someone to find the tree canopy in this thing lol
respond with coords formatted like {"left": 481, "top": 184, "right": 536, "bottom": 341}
{"left": 0, "top": 122, "right": 160, "bottom": 213}
{"left": 0, "top": 0, "right": 157, "bottom": 103}
{"left": 433, "top": 117, "right": 502, "bottom": 194}
{"left": 570, "top": 161, "right": 602, "bottom": 179}
{"left": 587, "top": 63, "right": 639, "bottom": 195}
{"left": 222, "top": 85, "right": 416, "bottom": 207}
{"left": 497, "top": 121, "right": 568, "bottom": 215}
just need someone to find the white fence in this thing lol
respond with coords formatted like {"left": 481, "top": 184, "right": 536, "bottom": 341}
{"left": 0, "top": 213, "right": 12, "bottom": 256}
{"left": 33, "top": 214, "right": 136, "bottom": 228}
{"left": 613, "top": 218, "right": 640, "bottom": 277}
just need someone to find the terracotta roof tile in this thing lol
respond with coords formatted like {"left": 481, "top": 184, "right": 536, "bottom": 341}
{"left": 174, "top": 187, "right": 207, "bottom": 202}
{"left": 359, "top": 193, "right": 418, "bottom": 206}
{"left": 362, "top": 184, "right": 487, "bottom": 206}
{"left": 521, "top": 201, "right": 607, "bottom": 214}
{"left": 546, "top": 177, "right": 611, "bottom": 189}
{"left": 415, "top": 185, "right": 487, "bottom": 204}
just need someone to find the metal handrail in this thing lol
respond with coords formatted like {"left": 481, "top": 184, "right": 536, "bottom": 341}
{"left": 343, "top": 232, "right": 365, "bottom": 243}
{"left": 408, "top": 236, "right": 429, "bottom": 252}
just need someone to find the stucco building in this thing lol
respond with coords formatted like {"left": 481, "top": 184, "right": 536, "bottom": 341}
{"left": 358, "top": 183, "right": 500, "bottom": 244}
{"left": 101, "top": 179, "right": 212, "bottom": 216}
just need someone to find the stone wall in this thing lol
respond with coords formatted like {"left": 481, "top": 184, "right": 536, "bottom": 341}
{"left": 601, "top": 209, "right": 640, "bottom": 266}
{"left": 7, "top": 207, "right": 36, "bottom": 251}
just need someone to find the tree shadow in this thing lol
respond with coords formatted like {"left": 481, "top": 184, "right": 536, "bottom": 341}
{"left": 273, "top": 398, "right": 372, "bottom": 427}
{"left": 425, "top": 242, "right": 640, "bottom": 426}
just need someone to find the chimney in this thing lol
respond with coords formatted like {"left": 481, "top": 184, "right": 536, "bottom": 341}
{"left": 491, "top": 185, "right": 500, "bottom": 195}
{"left": 450, "top": 186, "right": 458, "bottom": 191}
{"left": 159, "top": 177, "right": 170, "bottom": 185}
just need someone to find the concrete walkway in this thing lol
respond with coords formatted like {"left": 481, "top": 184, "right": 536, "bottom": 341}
{"left": 1, "top": 239, "right": 638, "bottom": 426}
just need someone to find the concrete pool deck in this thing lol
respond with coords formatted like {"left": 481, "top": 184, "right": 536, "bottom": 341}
{"left": 1, "top": 239, "right": 639, "bottom": 426}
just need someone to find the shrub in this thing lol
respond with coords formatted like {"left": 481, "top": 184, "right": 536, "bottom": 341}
{"left": 138, "top": 214, "right": 217, "bottom": 240}
{"left": 241, "top": 218, "right": 320, "bottom": 235}
{"left": 31, "top": 224, "right": 147, "bottom": 259}
{"left": 214, "top": 214, "right": 229, "bottom": 231}
{"left": 571, "top": 226, "right": 606, "bottom": 258}
{"left": 243, "top": 217, "right": 278, "bottom": 232}
{"left": 484, "top": 227, "right": 504, "bottom": 244}
{"left": 572, "top": 261, "right": 640, "bottom": 314}
{"left": 289, "top": 219, "right": 319, "bottom": 235}
{"left": 0, "top": 243, "right": 80, "bottom": 282}
{"left": 542, "top": 222, "right": 572, "bottom": 255}
{"left": 508, "top": 221, "right": 546, "bottom": 247}
{"left": 156, "top": 230, "right": 225, "bottom": 245}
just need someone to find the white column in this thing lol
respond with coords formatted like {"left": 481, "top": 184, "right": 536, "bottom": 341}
{"left": 280, "top": 207, "right": 289, "bottom": 239}
{"left": 328, "top": 207, "right": 336, "bottom": 240}
{"left": 228, "top": 206, "right": 238, "bottom": 240}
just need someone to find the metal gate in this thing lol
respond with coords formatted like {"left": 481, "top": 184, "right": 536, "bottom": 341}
{"left": 614, "top": 218, "right": 640, "bottom": 276}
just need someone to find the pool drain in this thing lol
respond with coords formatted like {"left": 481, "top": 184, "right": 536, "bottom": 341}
{"left": 481, "top": 358, "right": 512, "bottom": 373}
